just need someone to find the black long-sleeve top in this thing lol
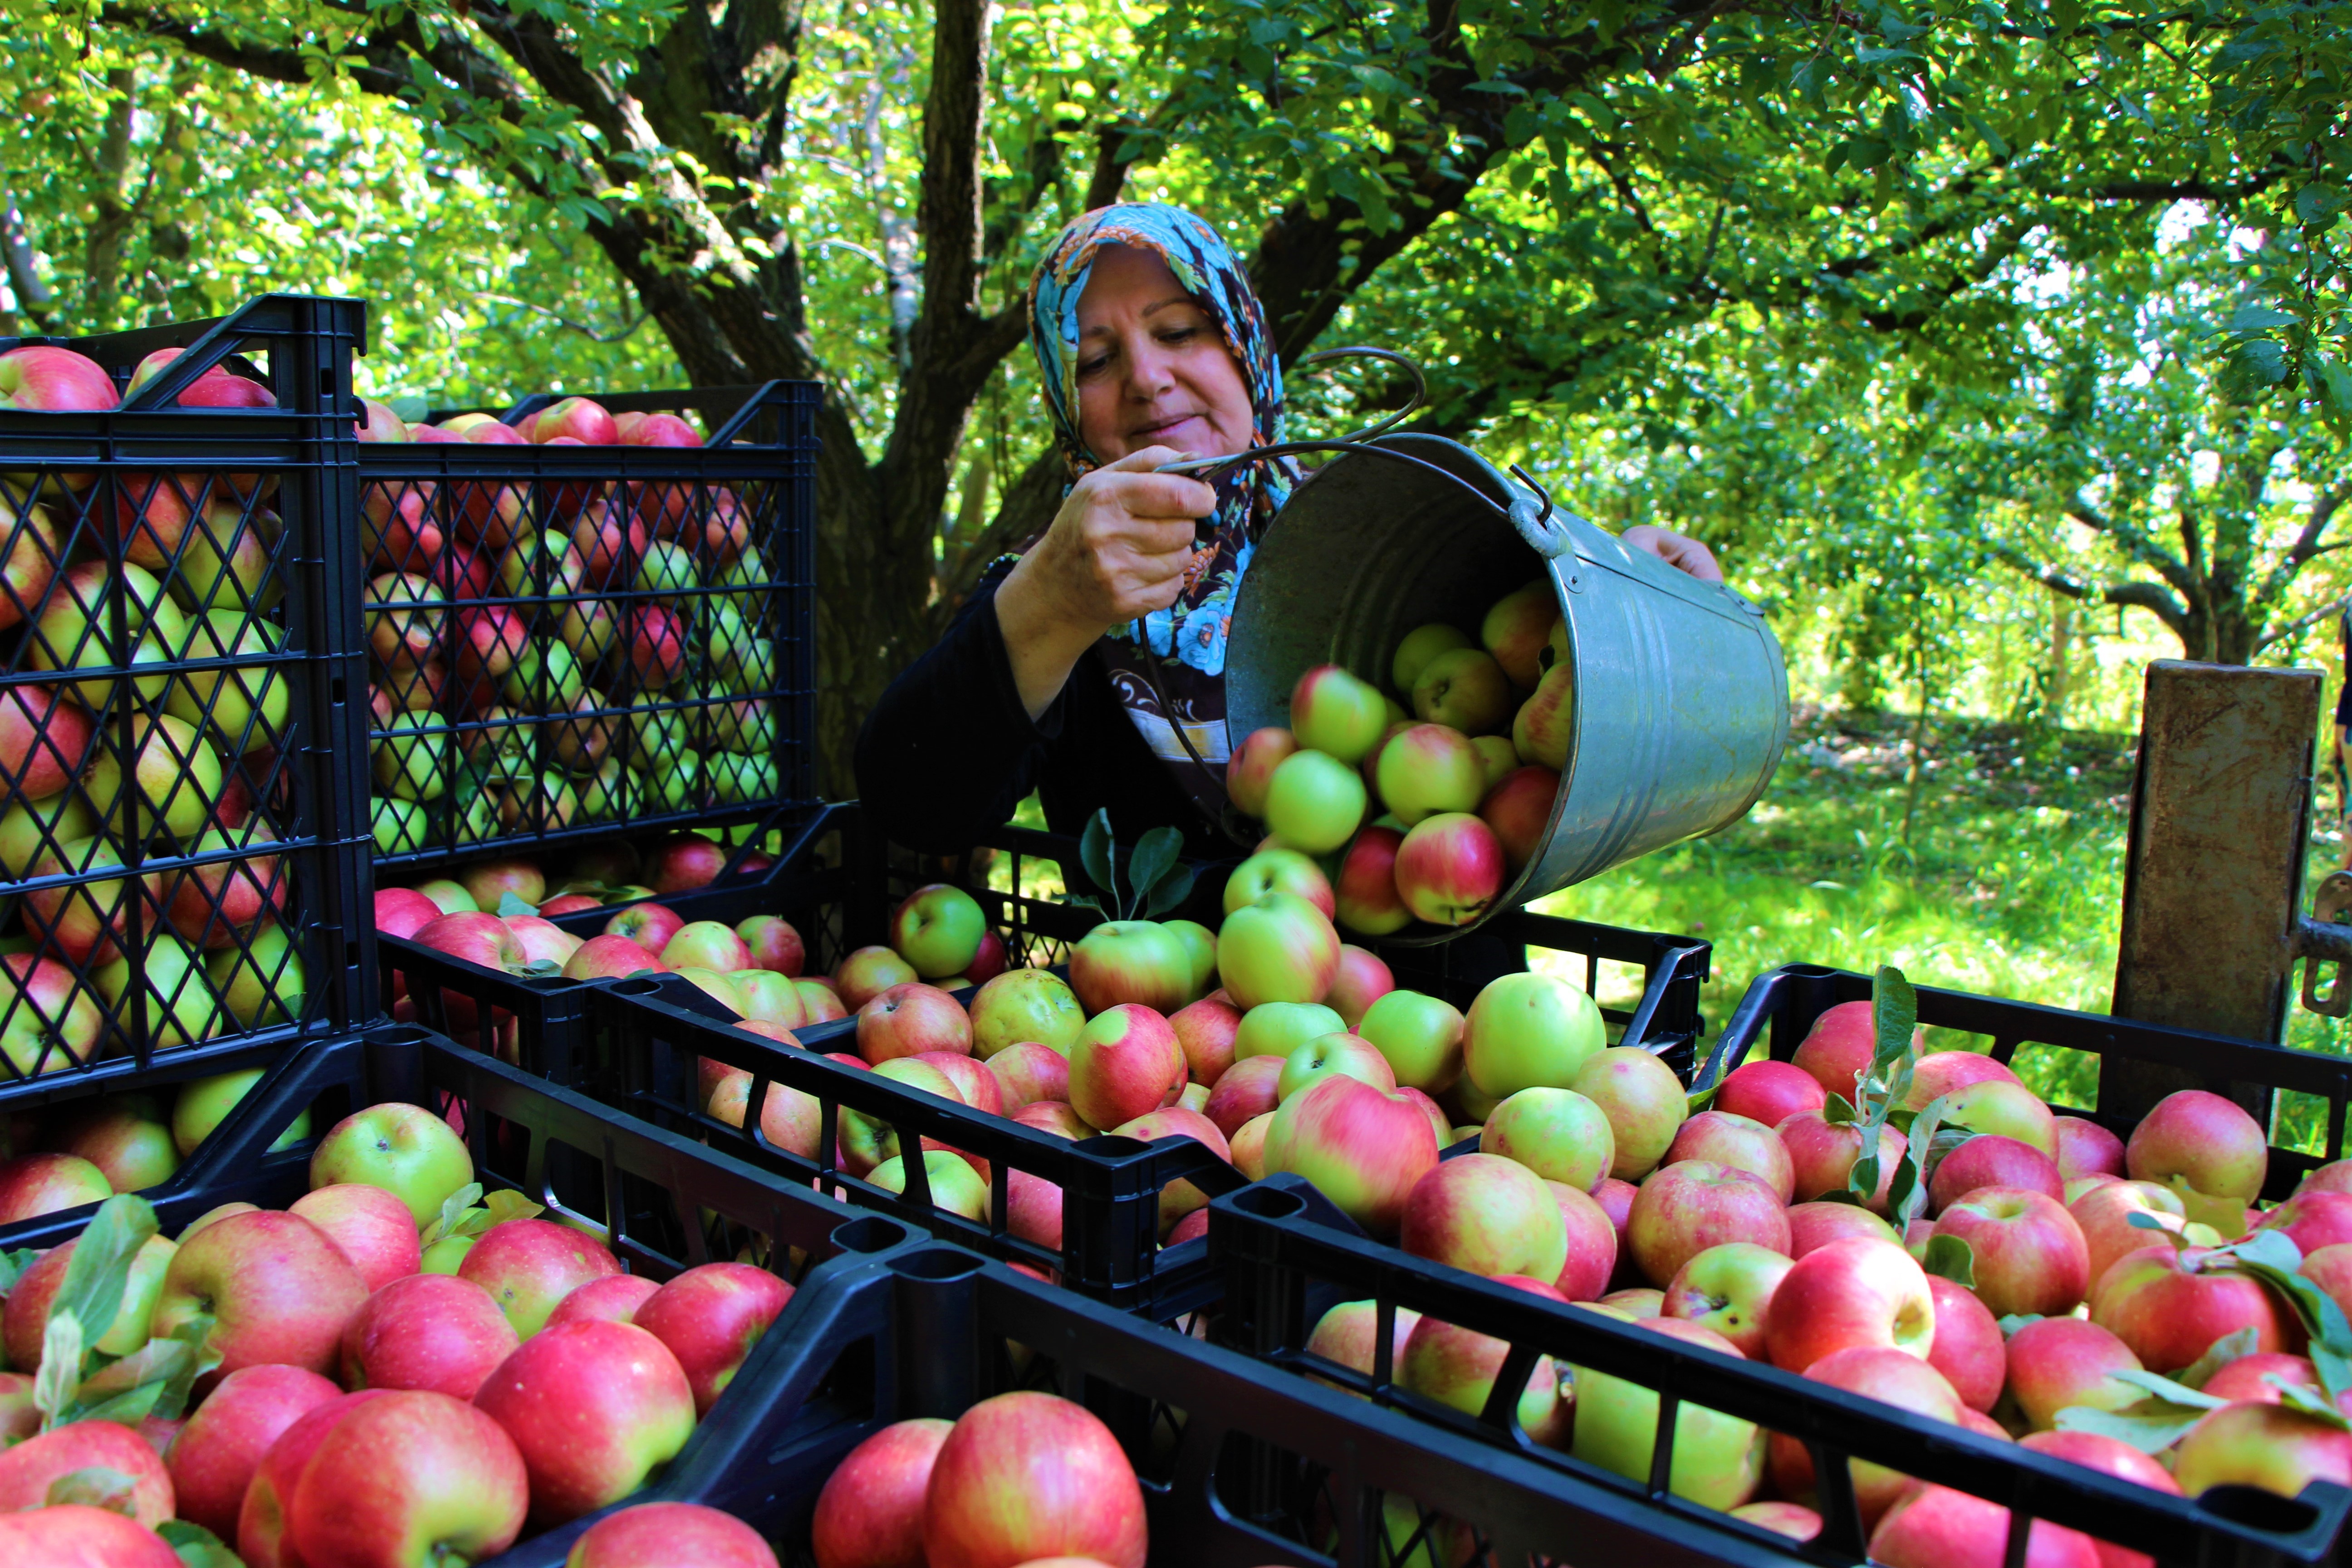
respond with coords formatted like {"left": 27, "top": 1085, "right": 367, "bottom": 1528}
{"left": 853, "top": 564, "right": 1232, "bottom": 859}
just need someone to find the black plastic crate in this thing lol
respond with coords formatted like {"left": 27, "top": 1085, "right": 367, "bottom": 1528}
{"left": 513, "top": 1237, "right": 1823, "bottom": 1568}
{"left": 358, "top": 383, "right": 819, "bottom": 869}
{"left": 0, "top": 296, "right": 376, "bottom": 1109}
{"left": 1209, "top": 1173, "right": 2352, "bottom": 1568}
{"left": 1696, "top": 963, "right": 2352, "bottom": 1199}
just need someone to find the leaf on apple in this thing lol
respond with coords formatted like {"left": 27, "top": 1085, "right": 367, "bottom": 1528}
{"left": 1822, "top": 1093, "right": 1857, "bottom": 1127}
{"left": 61, "top": 1334, "right": 199, "bottom": 1429}
{"left": 2053, "top": 1400, "right": 2211, "bottom": 1453}
{"left": 1079, "top": 808, "right": 1119, "bottom": 914}
{"left": 44, "top": 1465, "right": 141, "bottom": 1515}
{"left": 1921, "top": 1232, "right": 1975, "bottom": 1287}
{"left": 2273, "top": 1378, "right": 2352, "bottom": 1431}
{"left": 421, "top": 1181, "right": 486, "bottom": 1249}
{"left": 33, "top": 1311, "right": 86, "bottom": 1428}
{"left": 2172, "top": 1326, "right": 2259, "bottom": 1389}
{"left": 47, "top": 1194, "right": 159, "bottom": 1367}
{"left": 481, "top": 1188, "right": 544, "bottom": 1227}
{"left": 1995, "top": 1312, "right": 2044, "bottom": 1334}
{"left": 1683, "top": 1083, "right": 1720, "bottom": 1115}
{"left": 497, "top": 891, "right": 540, "bottom": 917}
{"left": 2215, "top": 1229, "right": 2352, "bottom": 1404}
{"left": 0, "top": 1245, "right": 35, "bottom": 1293}
{"left": 159, "top": 1519, "right": 244, "bottom": 1568}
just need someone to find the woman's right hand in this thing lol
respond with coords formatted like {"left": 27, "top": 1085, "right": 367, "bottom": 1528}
{"left": 994, "top": 447, "right": 1218, "bottom": 718}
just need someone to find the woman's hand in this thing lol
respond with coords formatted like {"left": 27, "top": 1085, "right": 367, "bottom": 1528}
{"left": 1622, "top": 524, "right": 1724, "bottom": 584}
{"left": 994, "top": 446, "right": 1219, "bottom": 719}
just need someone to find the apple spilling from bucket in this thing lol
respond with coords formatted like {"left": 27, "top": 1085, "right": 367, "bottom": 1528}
{"left": 0, "top": 348, "right": 306, "bottom": 1078}
{"left": 1284, "top": 966, "right": 2352, "bottom": 1568}
{"left": 0, "top": 1093, "right": 797, "bottom": 1565}
{"left": 1227, "top": 580, "right": 1568, "bottom": 932}
{"left": 357, "top": 396, "right": 784, "bottom": 855}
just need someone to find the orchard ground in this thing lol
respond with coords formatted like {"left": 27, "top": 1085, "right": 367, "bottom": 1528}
{"left": 999, "top": 702, "right": 2352, "bottom": 1155}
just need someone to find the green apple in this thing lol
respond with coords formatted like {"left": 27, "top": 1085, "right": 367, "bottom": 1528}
{"left": 171, "top": 1066, "right": 311, "bottom": 1156}
{"left": 1232, "top": 1001, "right": 1346, "bottom": 1062}
{"left": 967, "top": 969, "right": 1083, "bottom": 1058}
{"left": 371, "top": 794, "right": 430, "bottom": 854}
{"left": 578, "top": 758, "right": 637, "bottom": 820}
{"left": 1478, "top": 1086, "right": 1615, "bottom": 1190}
{"left": 373, "top": 711, "right": 451, "bottom": 801}
{"left": 503, "top": 640, "right": 584, "bottom": 709}
{"left": 890, "top": 884, "right": 987, "bottom": 978}
{"left": 635, "top": 539, "right": 697, "bottom": 603}
{"left": 168, "top": 612, "right": 289, "bottom": 755}
{"left": 1570, "top": 1317, "right": 1764, "bottom": 1508}
{"left": 206, "top": 920, "right": 304, "bottom": 1028}
{"left": 1263, "top": 750, "right": 1367, "bottom": 854}
{"left": 1163, "top": 918, "right": 1217, "bottom": 998}
{"left": 626, "top": 707, "right": 695, "bottom": 774}
{"left": 1289, "top": 665, "right": 1387, "bottom": 764}
{"left": 1356, "top": 989, "right": 1465, "bottom": 1092}
{"left": 1277, "top": 1031, "right": 1396, "bottom": 1102}
{"left": 85, "top": 712, "right": 223, "bottom": 840}
{"left": 29, "top": 561, "right": 188, "bottom": 710}
{"left": 169, "top": 505, "right": 284, "bottom": 617}
{"left": 1569, "top": 1046, "right": 1689, "bottom": 1180}
{"left": 708, "top": 750, "right": 778, "bottom": 804}
{"left": 495, "top": 529, "right": 583, "bottom": 597}
{"left": 1391, "top": 624, "right": 1473, "bottom": 695}
{"left": 0, "top": 789, "right": 96, "bottom": 878}
{"left": 309, "top": 1102, "right": 475, "bottom": 1225}
{"left": 715, "top": 546, "right": 768, "bottom": 621}
{"left": 1460, "top": 971, "right": 1604, "bottom": 1098}
{"left": 421, "top": 1233, "right": 476, "bottom": 1274}
{"left": 98, "top": 929, "right": 220, "bottom": 1048}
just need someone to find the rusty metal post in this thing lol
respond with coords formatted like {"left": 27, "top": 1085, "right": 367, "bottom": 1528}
{"left": 2107, "top": 661, "right": 2324, "bottom": 1126}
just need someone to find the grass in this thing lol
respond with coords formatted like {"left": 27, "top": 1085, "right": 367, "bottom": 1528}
{"left": 1533, "top": 704, "right": 2352, "bottom": 1152}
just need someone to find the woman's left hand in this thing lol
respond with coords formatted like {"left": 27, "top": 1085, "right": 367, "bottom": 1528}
{"left": 1623, "top": 525, "right": 1724, "bottom": 583}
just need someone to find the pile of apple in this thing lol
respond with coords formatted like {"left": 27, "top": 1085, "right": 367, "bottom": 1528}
{"left": 1225, "top": 580, "right": 1571, "bottom": 932}
{"left": 358, "top": 395, "right": 783, "bottom": 857}
{"left": 377, "top": 832, "right": 776, "bottom": 926}
{"left": 1283, "top": 988, "right": 2352, "bottom": 1568}
{"left": 0, "top": 345, "right": 306, "bottom": 1076}
{"left": 0, "top": 1063, "right": 312, "bottom": 1227}
{"left": 0, "top": 1097, "right": 797, "bottom": 1566}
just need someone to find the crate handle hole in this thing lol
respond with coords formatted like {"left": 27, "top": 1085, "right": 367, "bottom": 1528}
{"left": 889, "top": 1245, "right": 983, "bottom": 1283}
{"left": 833, "top": 1215, "right": 913, "bottom": 1256}
{"left": 1230, "top": 1183, "right": 1308, "bottom": 1221}
{"left": 2195, "top": 1485, "right": 2320, "bottom": 1534}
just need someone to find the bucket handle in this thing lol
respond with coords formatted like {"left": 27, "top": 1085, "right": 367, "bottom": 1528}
{"left": 1154, "top": 347, "right": 1578, "bottom": 560}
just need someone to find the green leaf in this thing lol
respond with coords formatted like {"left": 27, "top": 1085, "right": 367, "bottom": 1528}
{"left": 2174, "top": 1326, "right": 2260, "bottom": 1390}
{"left": 2107, "top": 1368, "right": 2228, "bottom": 1408}
{"left": 33, "top": 1312, "right": 85, "bottom": 1427}
{"left": 2274, "top": 1380, "right": 2352, "bottom": 1430}
{"left": 1127, "top": 826, "right": 1183, "bottom": 921}
{"left": 2219, "top": 1234, "right": 2352, "bottom": 1403}
{"left": 1822, "top": 1093, "right": 1857, "bottom": 1127}
{"left": 420, "top": 1182, "right": 485, "bottom": 1249}
{"left": 1143, "top": 863, "right": 1198, "bottom": 920}
{"left": 2053, "top": 1400, "right": 2210, "bottom": 1453}
{"left": 158, "top": 1520, "right": 244, "bottom": 1568}
{"left": 2124, "top": 1208, "right": 2195, "bottom": 1255}
{"left": 65, "top": 1336, "right": 199, "bottom": 1428}
{"left": 50, "top": 1196, "right": 159, "bottom": 1372}
{"left": 0, "top": 1247, "right": 35, "bottom": 1294}
{"left": 2228, "top": 303, "right": 2298, "bottom": 333}
{"left": 1870, "top": 965, "right": 1918, "bottom": 1078}
{"left": 1078, "top": 809, "right": 1117, "bottom": 912}
{"left": 45, "top": 1465, "right": 140, "bottom": 1514}
{"left": 1895, "top": 1093, "right": 1952, "bottom": 1230}
{"left": 1996, "top": 1313, "right": 2044, "bottom": 1334}
{"left": 1922, "top": 1233, "right": 1975, "bottom": 1286}
{"left": 496, "top": 891, "right": 539, "bottom": 918}
{"left": 481, "top": 1188, "right": 544, "bottom": 1227}
{"left": 523, "top": 959, "right": 564, "bottom": 976}
{"left": 1684, "top": 1083, "right": 1720, "bottom": 1115}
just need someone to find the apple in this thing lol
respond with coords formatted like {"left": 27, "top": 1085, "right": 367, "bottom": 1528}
{"left": 2053, "top": 1116, "right": 2127, "bottom": 1181}
{"left": 0, "top": 1419, "right": 174, "bottom": 1528}
{"left": 1547, "top": 1046, "right": 1677, "bottom": 1182}
{"left": 311, "top": 1101, "right": 476, "bottom": 1225}
{"left": 730, "top": 971, "right": 806, "bottom": 1028}
{"left": 1476, "top": 764, "right": 1558, "bottom": 876}
{"left": 1627, "top": 1160, "right": 1791, "bottom": 1287}
{"left": 24, "top": 836, "right": 167, "bottom": 965}
{"left": 0, "top": 344, "right": 119, "bottom": 409}
{"left": 2004, "top": 1316, "right": 2147, "bottom": 1430}
{"left": 1204, "top": 1053, "right": 1285, "bottom": 1137}
{"left": 470, "top": 1318, "right": 696, "bottom": 1526}
{"left": 630, "top": 1263, "right": 793, "bottom": 1416}
{"left": 0, "top": 683, "right": 93, "bottom": 797}
{"left": 1163, "top": 995, "right": 1243, "bottom": 1088}
{"left": 962, "top": 967, "right": 1082, "bottom": 1060}
{"left": 164, "top": 1363, "right": 343, "bottom": 1540}
{"left": 1943, "top": 1078, "right": 2059, "bottom": 1158}
{"left": 1786, "top": 1201, "right": 1901, "bottom": 1258}
{"left": 1600, "top": 1286, "right": 1663, "bottom": 1316}
{"left": 1665, "top": 1110, "right": 1795, "bottom": 1203}
{"left": 1715, "top": 1059, "right": 1828, "bottom": 1129}
{"left": 1374, "top": 722, "right": 1486, "bottom": 827}
{"left": 2126, "top": 1088, "right": 2266, "bottom": 1204}
{"left": 1331, "top": 823, "right": 1410, "bottom": 936}
{"left": 1411, "top": 647, "right": 1513, "bottom": 735}
{"left": 2018, "top": 1431, "right": 2180, "bottom": 1568}
{"left": 1217, "top": 892, "right": 1341, "bottom": 1009}
{"left": 921, "top": 1392, "right": 1146, "bottom": 1568}
{"left": 799, "top": 980, "right": 849, "bottom": 1024}
{"left": 1760, "top": 1235, "right": 1933, "bottom": 1372}
{"left": 1729, "top": 1502, "right": 1823, "bottom": 1543}
{"left": 1896, "top": 1050, "right": 2020, "bottom": 1112}
{"left": 151, "top": 1209, "right": 368, "bottom": 1384}
{"left": 290, "top": 1182, "right": 425, "bottom": 1290}
{"left": 1287, "top": 663, "right": 1387, "bottom": 764}
{"left": 984, "top": 1041, "right": 1070, "bottom": 1113}
{"left": 1276, "top": 1031, "right": 1396, "bottom": 1101}
{"left": 558, "top": 933, "right": 664, "bottom": 985}
{"left": 730, "top": 914, "right": 804, "bottom": 976}
{"left": 1933, "top": 1186, "right": 2089, "bottom": 1317}
{"left": 1570, "top": 1316, "right": 1762, "bottom": 1507}
{"left": 1398, "top": 1152, "right": 1568, "bottom": 1280}
{"left": 2198, "top": 1351, "right": 2321, "bottom": 1405}
{"left": 706, "top": 1068, "right": 820, "bottom": 1158}
{"left": 29, "top": 561, "right": 188, "bottom": 712}
{"left": 1231, "top": 1005, "right": 1344, "bottom": 1068}
{"left": 1460, "top": 971, "right": 1603, "bottom": 1098}
{"left": 2173, "top": 1400, "right": 2352, "bottom": 1502}
{"left": 1926, "top": 1273, "right": 2005, "bottom": 1412}
{"left": 1225, "top": 726, "right": 1302, "bottom": 818}
{"left": 1068, "top": 1003, "right": 1186, "bottom": 1130}
{"left": 1479, "top": 1086, "right": 1614, "bottom": 1190}
{"left": 2262, "top": 1189, "right": 2352, "bottom": 1255}
{"left": 1398, "top": 1275, "right": 1573, "bottom": 1444}
{"left": 1108, "top": 1106, "right": 1231, "bottom": 1235}
{"left": 808, "top": 1417, "right": 955, "bottom": 1568}
{"left": 1768, "top": 1346, "right": 1965, "bottom": 1526}
{"left": 2, "top": 1231, "right": 175, "bottom": 1367}
{"left": 1310, "top": 950, "right": 1391, "bottom": 1036}
{"left": 506, "top": 916, "right": 583, "bottom": 970}
{"left": 1392, "top": 811, "right": 1506, "bottom": 926}
{"left": 51, "top": 1095, "right": 178, "bottom": 1192}
{"left": 165, "top": 824, "right": 289, "bottom": 949}
{"left": 1069, "top": 919, "right": 1194, "bottom": 1014}
{"left": 547, "top": 1275, "right": 663, "bottom": 1332}
{"left": 1545, "top": 1178, "right": 1620, "bottom": 1300}
{"left": 857, "top": 982, "right": 973, "bottom": 1063}
{"left": 607, "top": 900, "right": 689, "bottom": 955}
{"left": 1787, "top": 1000, "right": 1887, "bottom": 1097}
{"left": 2090, "top": 1244, "right": 2292, "bottom": 1372}
{"left": 1869, "top": 1482, "right": 2100, "bottom": 1568}
{"left": 568, "top": 1500, "right": 780, "bottom": 1568}
{"left": 890, "top": 883, "right": 987, "bottom": 978}
{"left": 2071, "top": 1180, "right": 2198, "bottom": 1283}
{"left": 457, "top": 1217, "right": 624, "bottom": 1338}
{"left": 652, "top": 920, "right": 750, "bottom": 975}
{"left": 1659, "top": 1242, "right": 1792, "bottom": 1358}
{"left": 1479, "top": 580, "right": 1555, "bottom": 686}
{"left": 1265, "top": 1073, "right": 1441, "bottom": 1234}
{"left": 1224, "top": 847, "right": 1335, "bottom": 921}
{"left": 1777, "top": 1110, "right": 1905, "bottom": 1210}
{"left": 1263, "top": 749, "right": 1367, "bottom": 853}
{"left": 168, "top": 612, "right": 289, "bottom": 755}
{"left": 0, "top": 1151, "right": 110, "bottom": 1222}
{"left": 1305, "top": 1298, "right": 1421, "bottom": 1392}
{"left": 341, "top": 1271, "right": 522, "bottom": 1402}
{"left": 1929, "top": 1133, "right": 2064, "bottom": 1213}
{"left": 1348, "top": 988, "right": 1461, "bottom": 1095}
{"left": 287, "top": 1390, "right": 531, "bottom": 1564}
{"left": 172, "top": 1066, "right": 303, "bottom": 1156}
{"left": 868, "top": 1149, "right": 989, "bottom": 1220}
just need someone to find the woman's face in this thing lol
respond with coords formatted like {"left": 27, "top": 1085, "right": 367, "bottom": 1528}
{"left": 1073, "top": 244, "right": 1255, "bottom": 465}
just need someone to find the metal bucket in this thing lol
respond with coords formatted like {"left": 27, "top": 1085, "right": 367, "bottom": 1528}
{"left": 1225, "top": 434, "right": 1788, "bottom": 942}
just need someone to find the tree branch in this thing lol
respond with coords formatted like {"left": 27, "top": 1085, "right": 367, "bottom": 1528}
{"left": 1985, "top": 540, "right": 2191, "bottom": 642}
{"left": 2064, "top": 491, "right": 2202, "bottom": 603}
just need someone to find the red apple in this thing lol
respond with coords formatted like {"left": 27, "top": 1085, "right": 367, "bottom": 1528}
{"left": 152, "top": 1209, "right": 368, "bottom": 1385}
{"left": 288, "top": 1390, "right": 531, "bottom": 1564}
{"left": 1665, "top": 1110, "right": 1796, "bottom": 1203}
{"left": 1225, "top": 727, "right": 1299, "bottom": 817}
{"left": 2172, "top": 1400, "right": 2352, "bottom": 1501}
{"left": 985, "top": 1041, "right": 1070, "bottom": 1112}
{"left": 1869, "top": 1481, "right": 2100, "bottom": 1568}
{"left": 1926, "top": 1273, "right": 2005, "bottom": 1412}
{"left": 1662, "top": 1241, "right": 1792, "bottom": 1358}
{"left": 605, "top": 900, "right": 688, "bottom": 953}
{"left": 1204, "top": 1053, "right": 1285, "bottom": 1137}
{"left": 1392, "top": 811, "right": 1505, "bottom": 926}
{"left": 1327, "top": 944, "right": 1395, "bottom": 1028}
{"left": 1778, "top": 1110, "right": 1904, "bottom": 1211}
{"left": 1547, "top": 1178, "right": 1620, "bottom": 1301}
{"left": 1767, "top": 1346, "right": 1964, "bottom": 1526}
{"left": 808, "top": 1415, "right": 952, "bottom": 1568}
{"left": 1715, "top": 1058, "right": 1828, "bottom": 1129}
{"left": 341, "top": 1272, "right": 521, "bottom": 1400}
{"left": 1929, "top": 1133, "right": 2065, "bottom": 1212}
{"left": 2199, "top": 1351, "right": 2318, "bottom": 1404}
{"left": 2126, "top": 1089, "right": 2267, "bottom": 1205}
{"left": 1478, "top": 764, "right": 1559, "bottom": 872}
{"left": 1900, "top": 1049, "right": 2020, "bottom": 1110}
{"left": 564, "top": 932, "right": 667, "bottom": 981}
{"left": 1400, "top": 1274, "right": 1572, "bottom": 1446}
{"left": 457, "top": 1217, "right": 624, "bottom": 1338}
{"left": 1762, "top": 1235, "right": 1934, "bottom": 1372}
{"left": 0, "top": 1504, "right": 181, "bottom": 1566}
{"left": 547, "top": 1274, "right": 663, "bottom": 1329}
{"left": 290, "top": 1182, "right": 425, "bottom": 1290}
{"left": 858, "top": 982, "right": 974, "bottom": 1063}
{"left": 2090, "top": 1244, "right": 2294, "bottom": 1372}
{"left": 2258, "top": 1189, "right": 2352, "bottom": 1254}
{"left": 1788, "top": 1002, "right": 1884, "bottom": 1098}
{"left": 164, "top": 1363, "right": 343, "bottom": 1539}
{"left": 412, "top": 910, "right": 528, "bottom": 972}
{"left": 1400, "top": 1152, "right": 1569, "bottom": 1282}
{"left": 2072, "top": 1179, "right": 2194, "bottom": 1287}
{"left": 737, "top": 915, "right": 805, "bottom": 975}
{"left": 2018, "top": 1431, "right": 2180, "bottom": 1568}
{"left": 1169, "top": 995, "right": 1242, "bottom": 1088}
{"left": 921, "top": 1392, "right": 1146, "bottom": 1568}
{"left": 1068, "top": 1003, "right": 1186, "bottom": 1130}
{"left": 1626, "top": 1160, "right": 1791, "bottom": 1287}
{"left": 1933, "top": 1186, "right": 2090, "bottom": 1318}
{"left": 1264, "top": 1073, "right": 1441, "bottom": 1235}
{"left": 0, "top": 1418, "right": 173, "bottom": 1527}
{"left": 472, "top": 1319, "right": 696, "bottom": 1525}
{"left": 836, "top": 945, "right": 918, "bottom": 1010}
{"left": 633, "top": 1263, "right": 794, "bottom": 1415}
{"left": 2053, "top": 1115, "right": 2127, "bottom": 1181}
{"left": 1568, "top": 1047, "right": 1686, "bottom": 1181}
{"left": 1332, "top": 824, "right": 1409, "bottom": 936}
{"left": 569, "top": 1500, "right": 780, "bottom": 1568}
{"left": 1068, "top": 919, "right": 1196, "bottom": 1014}
{"left": 1785, "top": 1200, "right": 1900, "bottom": 1258}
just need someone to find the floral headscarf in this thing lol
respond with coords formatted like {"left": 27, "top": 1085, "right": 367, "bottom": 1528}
{"left": 1027, "top": 203, "right": 1300, "bottom": 832}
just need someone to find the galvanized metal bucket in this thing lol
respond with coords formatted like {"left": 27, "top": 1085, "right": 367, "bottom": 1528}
{"left": 1225, "top": 433, "right": 1788, "bottom": 942}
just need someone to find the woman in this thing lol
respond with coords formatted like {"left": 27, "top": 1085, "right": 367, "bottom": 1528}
{"left": 856, "top": 203, "right": 1719, "bottom": 856}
